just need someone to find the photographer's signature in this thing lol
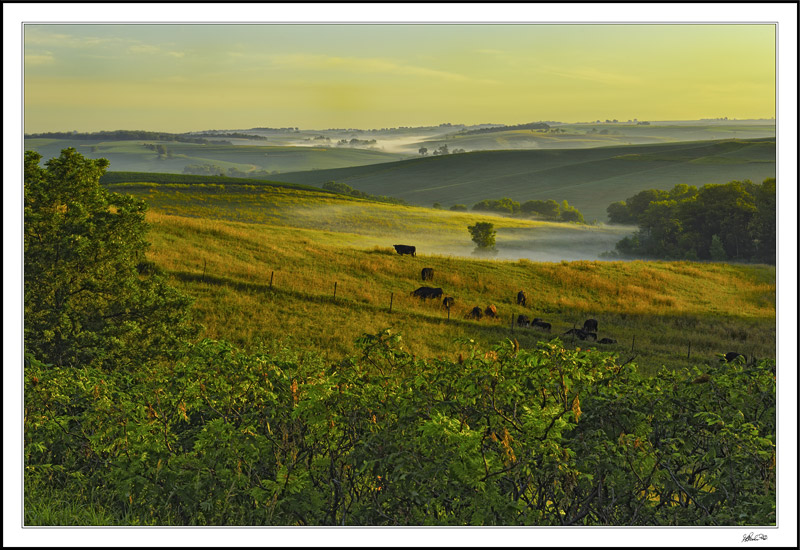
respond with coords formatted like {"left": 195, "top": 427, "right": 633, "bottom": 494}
{"left": 742, "top": 532, "right": 768, "bottom": 542}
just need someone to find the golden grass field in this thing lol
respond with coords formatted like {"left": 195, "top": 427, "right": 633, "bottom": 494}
{"left": 139, "top": 183, "right": 775, "bottom": 376}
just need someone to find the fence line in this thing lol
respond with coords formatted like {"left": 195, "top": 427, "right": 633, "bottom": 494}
{"left": 193, "top": 261, "right": 748, "bottom": 363}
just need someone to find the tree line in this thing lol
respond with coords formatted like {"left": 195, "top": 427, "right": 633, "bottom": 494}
{"left": 25, "top": 130, "right": 217, "bottom": 144}
{"left": 606, "top": 179, "right": 775, "bottom": 263}
{"left": 322, "top": 181, "right": 409, "bottom": 205}
{"left": 452, "top": 197, "right": 585, "bottom": 223}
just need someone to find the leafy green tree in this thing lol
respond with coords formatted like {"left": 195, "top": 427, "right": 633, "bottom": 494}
{"left": 626, "top": 189, "right": 670, "bottom": 223}
{"left": 559, "top": 200, "right": 585, "bottom": 223}
{"left": 709, "top": 234, "right": 727, "bottom": 261}
{"left": 449, "top": 204, "right": 468, "bottom": 212}
{"left": 471, "top": 198, "right": 520, "bottom": 215}
{"left": 24, "top": 148, "right": 197, "bottom": 370}
{"left": 418, "top": 147, "right": 428, "bottom": 156}
{"left": 521, "top": 199, "right": 560, "bottom": 220}
{"left": 432, "top": 202, "right": 443, "bottom": 209}
{"left": 467, "top": 221, "right": 496, "bottom": 249}
{"left": 606, "top": 200, "right": 633, "bottom": 224}
{"left": 749, "top": 178, "right": 776, "bottom": 263}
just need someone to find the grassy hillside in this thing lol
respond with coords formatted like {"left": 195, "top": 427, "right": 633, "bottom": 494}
{"left": 271, "top": 138, "right": 776, "bottom": 222}
{"left": 110, "top": 179, "right": 774, "bottom": 376}
{"left": 107, "top": 178, "right": 634, "bottom": 261}
{"left": 23, "top": 138, "right": 406, "bottom": 175}
{"left": 144, "top": 210, "right": 775, "bottom": 377}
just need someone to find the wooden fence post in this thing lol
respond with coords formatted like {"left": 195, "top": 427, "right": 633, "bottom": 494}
{"left": 333, "top": 281, "right": 337, "bottom": 301}
{"left": 631, "top": 335, "right": 636, "bottom": 353}
{"left": 269, "top": 271, "right": 274, "bottom": 288}
{"left": 687, "top": 341, "right": 691, "bottom": 360}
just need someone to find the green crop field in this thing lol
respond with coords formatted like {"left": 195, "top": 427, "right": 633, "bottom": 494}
{"left": 102, "top": 177, "right": 776, "bottom": 377}
{"left": 414, "top": 121, "right": 775, "bottom": 151}
{"left": 271, "top": 138, "right": 775, "bottom": 222}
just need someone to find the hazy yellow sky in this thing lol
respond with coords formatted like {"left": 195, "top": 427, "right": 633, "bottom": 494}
{"left": 24, "top": 24, "right": 775, "bottom": 132}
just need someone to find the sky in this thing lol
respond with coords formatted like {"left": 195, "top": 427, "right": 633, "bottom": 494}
{"left": 23, "top": 23, "right": 776, "bottom": 133}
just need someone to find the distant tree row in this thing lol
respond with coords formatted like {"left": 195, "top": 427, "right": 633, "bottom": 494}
{"left": 183, "top": 164, "right": 282, "bottom": 178}
{"left": 337, "top": 138, "right": 377, "bottom": 147}
{"left": 418, "top": 145, "right": 466, "bottom": 156}
{"left": 189, "top": 132, "right": 268, "bottom": 140}
{"left": 322, "top": 181, "right": 409, "bottom": 206}
{"left": 143, "top": 143, "right": 172, "bottom": 158}
{"left": 458, "top": 121, "right": 550, "bottom": 136}
{"left": 468, "top": 197, "right": 585, "bottom": 223}
{"left": 607, "top": 179, "right": 775, "bottom": 263}
{"left": 26, "top": 130, "right": 214, "bottom": 144}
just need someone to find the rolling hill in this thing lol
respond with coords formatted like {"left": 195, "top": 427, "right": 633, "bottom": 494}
{"left": 409, "top": 121, "right": 775, "bottom": 153}
{"left": 23, "top": 138, "right": 407, "bottom": 175}
{"left": 270, "top": 138, "right": 776, "bottom": 222}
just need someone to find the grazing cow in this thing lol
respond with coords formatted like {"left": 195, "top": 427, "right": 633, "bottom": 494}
{"left": 598, "top": 337, "right": 617, "bottom": 345}
{"left": 442, "top": 296, "right": 455, "bottom": 309}
{"left": 467, "top": 306, "right": 483, "bottom": 320}
{"left": 411, "top": 286, "right": 443, "bottom": 299}
{"left": 583, "top": 319, "right": 598, "bottom": 333}
{"left": 517, "top": 291, "right": 527, "bottom": 306}
{"left": 531, "top": 319, "right": 551, "bottom": 332}
{"left": 723, "top": 352, "right": 746, "bottom": 363}
{"left": 485, "top": 304, "right": 498, "bottom": 318}
{"left": 393, "top": 244, "right": 416, "bottom": 256}
{"left": 564, "top": 328, "right": 597, "bottom": 341}
{"left": 517, "top": 314, "right": 531, "bottom": 327}
{"left": 421, "top": 267, "right": 434, "bottom": 281}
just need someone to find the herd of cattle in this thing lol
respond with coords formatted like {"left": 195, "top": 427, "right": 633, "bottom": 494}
{"left": 395, "top": 244, "right": 748, "bottom": 360}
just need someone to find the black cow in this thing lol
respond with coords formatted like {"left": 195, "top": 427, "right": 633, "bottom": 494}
{"left": 421, "top": 267, "right": 434, "bottom": 281}
{"left": 517, "top": 314, "right": 531, "bottom": 327}
{"left": 531, "top": 319, "right": 551, "bottom": 332}
{"left": 394, "top": 244, "right": 416, "bottom": 256}
{"left": 583, "top": 319, "right": 598, "bottom": 333}
{"left": 723, "top": 352, "right": 747, "bottom": 363}
{"left": 467, "top": 306, "right": 483, "bottom": 320}
{"left": 564, "top": 328, "right": 597, "bottom": 341}
{"left": 411, "top": 286, "right": 443, "bottom": 299}
{"left": 485, "top": 304, "right": 498, "bottom": 318}
{"left": 598, "top": 338, "right": 617, "bottom": 345}
{"left": 517, "top": 291, "right": 527, "bottom": 306}
{"left": 442, "top": 296, "right": 455, "bottom": 309}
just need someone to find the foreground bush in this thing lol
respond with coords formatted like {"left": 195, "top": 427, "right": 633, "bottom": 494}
{"left": 24, "top": 331, "right": 775, "bottom": 525}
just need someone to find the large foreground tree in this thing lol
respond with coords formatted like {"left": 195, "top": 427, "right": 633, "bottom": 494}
{"left": 24, "top": 148, "right": 197, "bottom": 370}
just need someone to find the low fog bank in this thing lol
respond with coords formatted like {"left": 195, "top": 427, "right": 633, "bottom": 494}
{"left": 419, "top": 225, "right": 638, "bottom": 262}
{"left": 285, "top": 203, "right": 637, "bottom": 263}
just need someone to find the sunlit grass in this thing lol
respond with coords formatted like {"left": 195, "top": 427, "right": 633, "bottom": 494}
{"left": 145, "top": 209, "right": 775, "bottom": 375}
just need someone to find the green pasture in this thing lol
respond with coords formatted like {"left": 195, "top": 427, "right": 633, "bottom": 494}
{"left": 109, "top": 178, "right": 774, "bottom": 376}
{"left": 272, "top": 138, "right": 776, "bottom": 222}
{"left": 143, "top": 208, "right": 775, "bottom": 377}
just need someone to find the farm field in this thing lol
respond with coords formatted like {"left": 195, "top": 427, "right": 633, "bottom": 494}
{"left": 270, "top": 138, "right": 776, "bottom": 222}
{"left": 123, "top": 180, "right": 776, "bottom": 376}
{"left": 410, "top": 121, "right": 775, "bottom": 153}
{"left": 22, "top": 138, "right": 407, "bottom": 175}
